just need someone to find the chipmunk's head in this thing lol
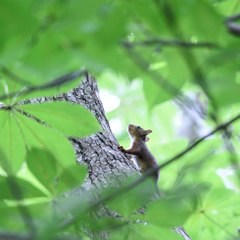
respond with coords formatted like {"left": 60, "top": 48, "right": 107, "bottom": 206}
{"left": 127, "top": 124, "right": 152, "bottom": 142}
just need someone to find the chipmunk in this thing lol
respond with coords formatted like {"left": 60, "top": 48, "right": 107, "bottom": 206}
{"left": 118, "top": 124, "right": 160, "bottom": 186}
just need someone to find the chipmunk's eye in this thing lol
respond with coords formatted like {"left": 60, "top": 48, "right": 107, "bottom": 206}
{"left": 137, "top": 126, "right": 140, "bottom": 128}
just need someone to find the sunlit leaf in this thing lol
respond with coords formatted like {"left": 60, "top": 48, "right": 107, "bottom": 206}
{"left": 22, "top": 31, "right": 79, "bottom": 77}
{"left": 215, "top": 0, "right": 240, "bottom": 16}
{"left": 162, "top": 48, "right": 192, "bottom": 87}
{"left": 123, "top": 0, "right": 170, "bottom": 37}
{"left": 27, "top": 148, "right": 57, "bottom": 195}
{"left": 14, "top": 111, "right": 75, "bottom": 171}
{"left": 108, "top": 224, "right": 139, "bottom": 240}
{"left": 203, "top": 48, "right": 240, "bottom": 107}
{"left": 0, "top": 0, "right": 37, "bottom": 64}
{"left": 0, "top": 110, "right": 26, "bottom": 174}
{"left": 203, "top": 188, "right": 235, "bottom": 210}
{"left": 143, "top": 76, "right": 177, "bottom": 108}
{"left": 143, "top": 198, "right": 190, "bottom": 227}
{"left": 16, "top": 101, "right": 100, "bottom": 137}
{"left": 138, "top": 224, "right": 182, "bottom": 240}
{"left": 50, "top": 0, "right": 130, "bottom": 75}
{"left": 0, "top": 175, "right": 46, "bottom": 200}
{"left": 0, "top": 202, "right": 24, "bottom": 230}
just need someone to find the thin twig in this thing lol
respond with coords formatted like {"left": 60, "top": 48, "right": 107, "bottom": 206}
{"left": 157, "top": 113, "right": 240, "bottom": 170}
{"left": 12, "top": 111, "right": 29, "bottom": 152}
{"left": 0, "top": 66, "right": 31, "bottom": 86}
{"left": 226, "top": 13, "right": 240, "bottom": 34}
{"left": 0, "top": 70, "right": 86, "bottom": 102}
{"left": 122, "top": 39, "right": 218, "bottom": 49}
{"left": 226, "top": 13, "right": 240, "bottom": 22}
{"left": 0, "top": 232, "right": 30, "bottom": 240}
{"left": 203, "top": 212, "right": 237, "bottom": 239}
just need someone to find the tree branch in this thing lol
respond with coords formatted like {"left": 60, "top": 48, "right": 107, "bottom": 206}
{"left": 121, "top": 39, "right": 218, "bottom": 49}
{"left": 203, "top": 213, "right": 237, "bottom": 239}
{"left": 0, "top": 232, "right": 30, "bottom": 240}
{"left": 0, "top": 66, "right": 31, "bottom": 86}
{"left": 226, "top": 13, "right": 240, "bottom": 35}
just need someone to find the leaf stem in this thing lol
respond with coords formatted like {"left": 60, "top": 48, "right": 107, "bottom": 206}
{"left": 203, "top": 212, "right": 237, "bottom": 239}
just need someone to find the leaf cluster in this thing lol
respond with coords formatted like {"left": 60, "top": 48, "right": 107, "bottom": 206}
{"left": 1, "top": 0, "right": 240, "bottom": 239}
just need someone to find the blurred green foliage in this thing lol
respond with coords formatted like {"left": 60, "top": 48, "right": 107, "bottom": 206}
{"left": 0, "top": 0, "right": 240, "bottom": 239}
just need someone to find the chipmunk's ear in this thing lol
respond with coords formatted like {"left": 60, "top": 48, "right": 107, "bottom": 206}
{"left": 144, "top": 130, "right": 152, "bottom": 135}
{"left": 146, "top": 137, "right": 150, "bottom": 142}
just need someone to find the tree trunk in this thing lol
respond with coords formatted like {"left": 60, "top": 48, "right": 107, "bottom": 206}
{"left": 57, "top": 73, "right": 140, "bottom": 192}
{"left": 24, "top": 73, "right": 191, "bottom": 240}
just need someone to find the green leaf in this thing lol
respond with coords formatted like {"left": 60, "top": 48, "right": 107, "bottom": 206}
{"left": 208, "top": 78, "right": 240, "bottom": 107}
{"left": 138, "top": 224, "right": 182, "bottom": 240}
{"left": 26, "top": 148, "right": 57, "bottom": 195}
{"left": 180, "top": 0, "right": 223, "bottom": 42}
{"left": 109, "top": 224, "right": 182, "bottom": 240}
{"left": 54, "top": 0, "right": 110, "bottom": 38}
{"left": 83, "top": 217, "right": 123, "bottom": 231}
{"left": 22, "top": 31, "right": 80, "bottom": 77}
{"left": 144, "top": 198, "right": 190, "bottom": 227}
{"left": 184, "top": 185, "right": 237, "bottom": 239}
{"left": 57, "top": 0, "right": 128, "bottom": 45}
{"left": 202, "top": 48, "right": 240, "bottom": 107}
{"left": 53, "top": 195, "right": 88, "bottom": 220}
{"left": 143, "top": 76, "right": 176, "bottom": 108}
{"left": 123, "top": 0, "right": 170, "bottom": 37}
{"left": 0, "top": 110, "right": 26, "bottom": 174}
{"left": 16, "top": 101, "right": 100, "bottom": 137}
{"left": 105, "top": 177, "right": 156, "bottom": 218}
{"left": 184, "top": 213, "right": 203, "bottom": 240}
{"left": 215, "top": 0, "right": 240, "bottom": 16}
{"left": 25, "top": 201, "right": 51, "bottom": 220}
{"left": 108, "top": 224, "right": 139, "bottom": 240}
{"left": 203, "top": 151, "right": 231, "bottom": 170}
{"left": 203, "top": 188, "right": 235, "bottom": 210}
{"left": 0, "top": 0, "right": 37, "bottom": 64}
{"left": 163, "top": 0, "right": 224, "bottom": 42}
{"left": 162, "top": 48, "right": 193, "bottom": 86}
{"left": 14, "top": 111, "right": 75, "bottom": 171}
{"left": 47, "top": 0, "right": 130, "bottom": 76}
{"left": 57, "top": 164, "right": 87, "bottom": 196}
{"left": 0, "top": 175, "right": 46, "bottom": 200}
{"left": 150, "top": 101, "right": 178, "bottom": 142}
{"left": 0, "top": 202, "right": 24, "bottom": 230}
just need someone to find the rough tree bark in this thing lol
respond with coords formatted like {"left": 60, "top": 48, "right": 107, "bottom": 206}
{"left": 24, "top": 73, "right": 191, "bottom": 240}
